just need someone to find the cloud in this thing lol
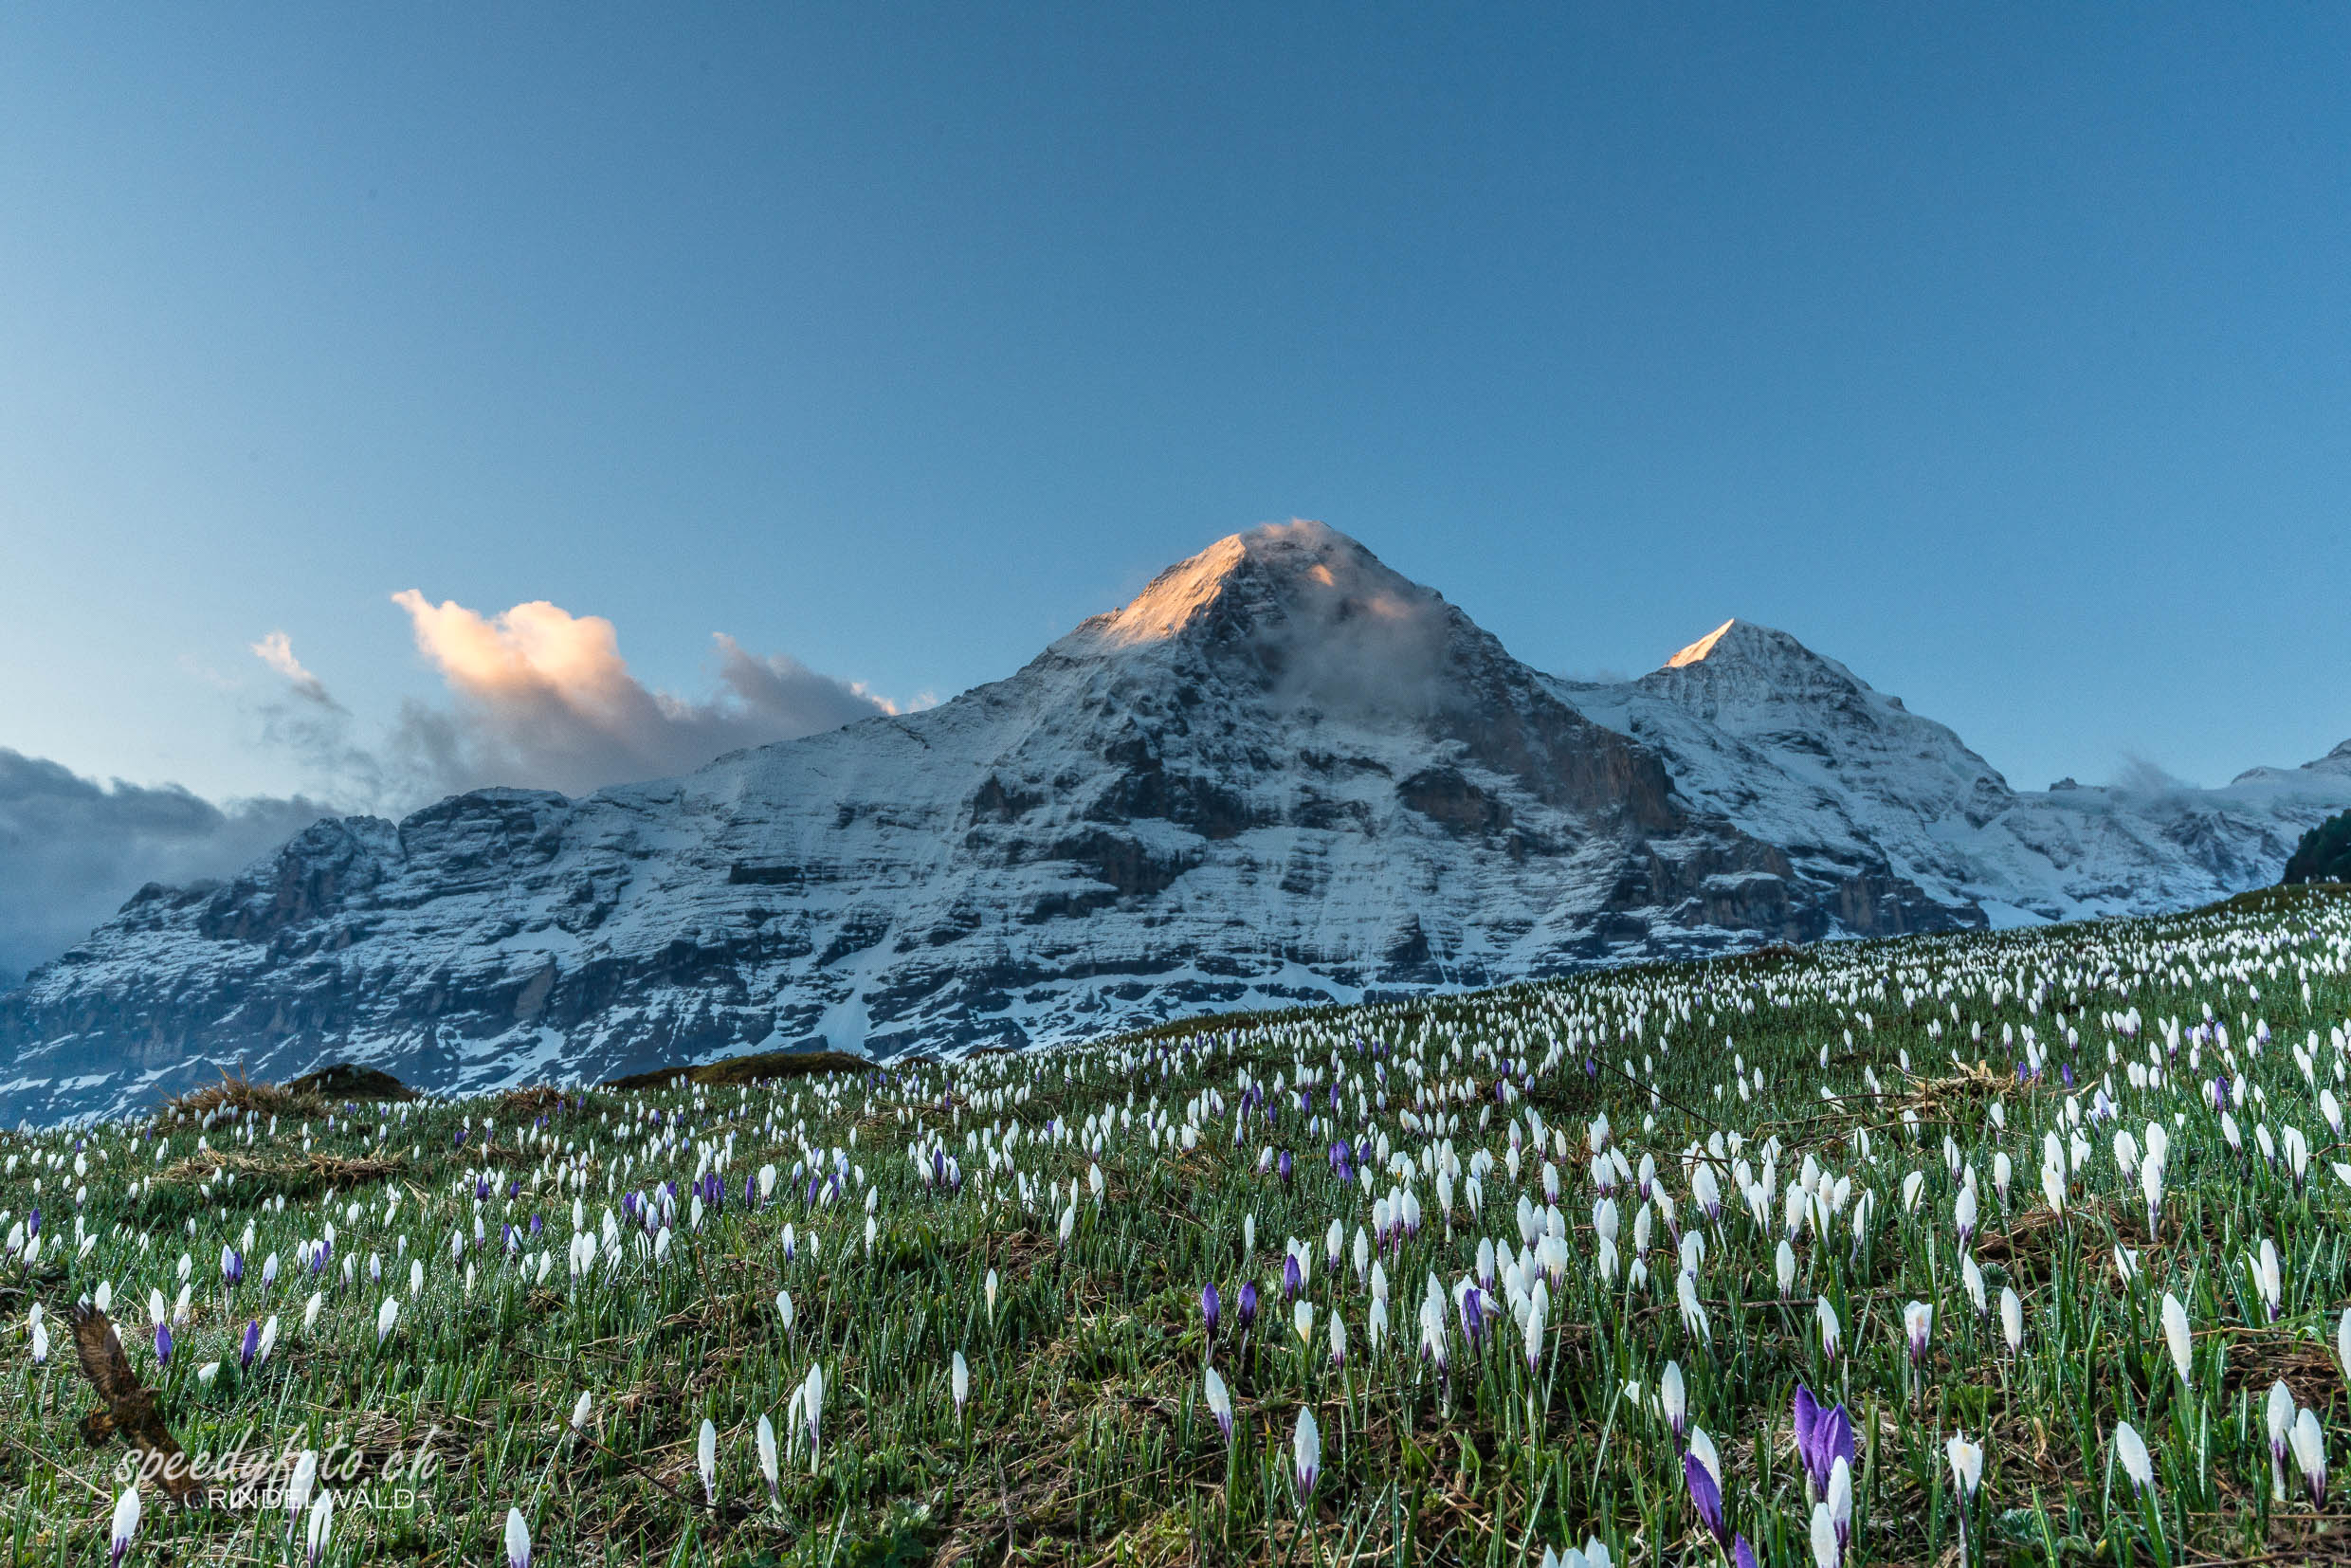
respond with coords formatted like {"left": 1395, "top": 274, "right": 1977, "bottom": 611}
{"left": 0, "top": 597, "right": 895, "bottom": 984}
{"left": 1238, "top": 521, "right": 1462, "bottom": 722}
{"left": 249, "top": 594, "right": 895, "bottom": 808}
{"left": 379, "top": 593, "right": 893, "bottom": 798}
{"left": 0, "top": 749, "right": 330, "bottom": 988}
{"left": 2111, "top": 753, "right": 2199, "bottom": 795}
{"left": 249, "top": 630, "right": 337, "bottom": 708}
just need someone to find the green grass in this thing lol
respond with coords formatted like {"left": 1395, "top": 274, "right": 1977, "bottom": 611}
{"left": 5, "top": 887, "right": 2351, "bottom": 1565}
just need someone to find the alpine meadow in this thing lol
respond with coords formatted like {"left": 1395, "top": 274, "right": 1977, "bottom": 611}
{"left": 7, "top": 884, "right": 2351, "bottom": 1564}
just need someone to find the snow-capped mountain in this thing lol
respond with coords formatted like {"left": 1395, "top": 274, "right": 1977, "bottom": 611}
{"left": 3, "top": 522, "right": 2344, "bottom": 1122}
{"left": 1552, "top": 618, "right": 2351, "bottom": 926}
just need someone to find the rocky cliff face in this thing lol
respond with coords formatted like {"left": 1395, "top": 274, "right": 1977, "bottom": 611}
{"left": 4, "top": 524, "right": 2344, "bottom": 1123}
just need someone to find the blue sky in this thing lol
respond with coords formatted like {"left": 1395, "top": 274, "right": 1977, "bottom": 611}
{"left": 3, "top": 3, "right": 2347, "bottom": 814}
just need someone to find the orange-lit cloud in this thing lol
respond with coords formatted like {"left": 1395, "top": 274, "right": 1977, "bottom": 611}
{"left": 382, "top": 591, "right": 894, "bottom": 798}
{"left": 391, "top": 593, "right": 654, "bottom": 728}
{"left": 247, "top": 596, "right": 893, "bottom": 806}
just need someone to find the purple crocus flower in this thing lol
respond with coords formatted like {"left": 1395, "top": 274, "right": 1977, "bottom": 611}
{"left": 221, "top": 1247, "right": 245, "bottom": 1287}
{"left": 1277, "top": 1151, "right": 1293, "bottom": 1184}
{"left": 1201, "top": 1284, "right": 1221, "bottom": 1340}
{"left": 1793, "top": 1384, "right": 1856, "bottom": 1498}
{"left": 1236, "top": 1282, "right": 1259, "bottom": 1334}
{"left": 1818, "top": 1410, "right": 1857, "bottom": 1492}
{"left": 1685, "top": 1451, "right": 1728, "bottom": 1544}
{"left": 240, "top": 1319, "right": 261, "bottom": 1369}
{"left": 154, "top": 1322, "right": 173, "bottom": 1364}
{"left": 1733, "top": 1536, "right": 1759, "bottom": 1568}
{"left": 1282, "top": 1252, "right": 1303, "bottom": 1304}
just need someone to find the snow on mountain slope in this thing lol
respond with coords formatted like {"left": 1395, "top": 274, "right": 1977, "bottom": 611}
{"left": 1550, "top": 619, "right": 2351, "bottom": 928}
{"left": 2232, "top": 738, "right": 2351, "bottom": 787}
{"left": 7, "top": 531, "right": 2341, "bottom": 1124}
{"left": 0, "top": 524, "right": 1962, "bottom": 1122}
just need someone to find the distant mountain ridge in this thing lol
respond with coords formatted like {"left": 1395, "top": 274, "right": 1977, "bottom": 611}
{"left": 1550, "top": 613, "right": 2346, "bottom": 926}
{"left": 4, "top": 521, "right": 2345, "bottom": 1122}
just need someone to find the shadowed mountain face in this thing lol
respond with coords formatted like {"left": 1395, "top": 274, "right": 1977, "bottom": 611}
{"left": 4, "top": 523, "right": 2343, "bottom": 1124}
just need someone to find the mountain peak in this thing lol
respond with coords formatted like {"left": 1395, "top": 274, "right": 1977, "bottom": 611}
{"left": 1665, "top": 619, "right": 1740, "bottom": 668}
{"left": 1661, "top": 618, "right": 1852, "bottom": 675}
{"left": 1643, "top": 618, "right": 1905, "bottom": 725}
{"left": 1066, "top": 520, "right": 1445, "bottom": 654}
{"left": 1655, "top": 618, "right": 1834, "bottom": 677}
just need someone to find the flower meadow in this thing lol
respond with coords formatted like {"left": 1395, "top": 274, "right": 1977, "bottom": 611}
{"left": 7, "top": 886, "right": 2351, "bottom": 1565}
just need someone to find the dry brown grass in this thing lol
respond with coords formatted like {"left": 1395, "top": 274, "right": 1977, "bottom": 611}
{"left": 2218, "top": 1323, "right": 2346, "bottom": 1409}
{"left": 155, "top": 1072, "right": 325, "bottom": 1124}
{"left": 493, "top": 1084, "right": 571, "bottom": 1120}
{"left": 1892, "top": 1060, "right": 2037, "bottom": 1121}
{"left": 153, "top": 1064, "right": 417, "bottom": 1127}
{"left": 153, "top": 1148, "right": 405, "bottom": 1196}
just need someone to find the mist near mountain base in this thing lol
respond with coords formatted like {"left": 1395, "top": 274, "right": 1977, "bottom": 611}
{"left": 0, "top": 749, "right": 333, "bottom": 986}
